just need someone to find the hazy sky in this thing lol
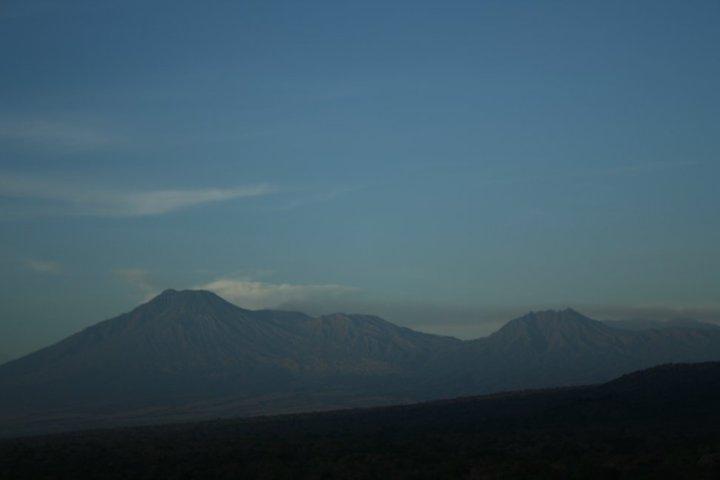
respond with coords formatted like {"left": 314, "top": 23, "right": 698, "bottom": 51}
{"left": 1, "top": 1, "right": 719, "bottom": 358}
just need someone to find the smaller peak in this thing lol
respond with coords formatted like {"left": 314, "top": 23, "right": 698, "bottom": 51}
{"left": 159, "top": 288, "right": 179, "bottom": 296}
{"left": 497, "top": 308, "right": 595, "bottom": 332}
{"left": 518, "top": 308, "right": 586, "bottom": 320}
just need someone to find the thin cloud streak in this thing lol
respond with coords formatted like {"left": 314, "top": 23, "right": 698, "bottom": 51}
{"left": 269, "top": 185, "right": 366, "bottom": 211}
{"left": 0, "top": 119, "right": 118, "bottom": 151}
{"left": 0, "top": 173, "right": 275, "bottom": 217}
{"left": 24, "top": 259, "right": 62, "bottom": 274}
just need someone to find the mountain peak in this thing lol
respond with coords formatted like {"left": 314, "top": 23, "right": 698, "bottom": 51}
{"left": 520, "top": 308, "right": 586, "bottom": 321}
{"left": 501, "top": 308, "right": 590, "bottom": 329}
{"left": 151, "top": 288, "right": 224, "bottom": 302}
{"left": 490, "top": 308, "right": 613, "bottom": 346}
{"left": 136, "top": 288, "right": 241, "bottom": 318}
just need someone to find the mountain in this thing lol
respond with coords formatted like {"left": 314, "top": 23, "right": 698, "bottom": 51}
{"left": 0, "top": 289, "right": 455, "bottom": 411}
{"left": 435, "top": 308, "right": 634, "bottom": 393}
{"left": 4, "top": 362, "right": 720, "bottom": 479}
{"left": 429, "top": 308, "right": 720, "bottom": 397}
{"left": 2, "top": 291, "right": 720, "bottom": 437}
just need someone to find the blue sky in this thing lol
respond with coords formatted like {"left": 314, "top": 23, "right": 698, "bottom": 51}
{"left": 1, "top": 0, "right": 719, "bottom": 357}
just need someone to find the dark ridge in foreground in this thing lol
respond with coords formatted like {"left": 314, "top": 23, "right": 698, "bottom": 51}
{"left": 1, "top": 362, "right": 719, "bottom": 480}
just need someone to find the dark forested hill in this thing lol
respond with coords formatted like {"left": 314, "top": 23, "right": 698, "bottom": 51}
{"left": 2, "top": 362, "right": 719, "bottom": 479}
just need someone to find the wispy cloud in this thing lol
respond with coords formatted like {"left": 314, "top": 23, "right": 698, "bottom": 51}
{"left": 24, "top": 259, "right": 62, "bottom": 274}
{"left": 197, "top": 278, "right": 358, "bottom": 310}
{"left": 0, "top": 118, "right": 119, "bottom": 152}
{"left": 270, "top": 185, "right": 365, "bottom": 211}
{"left": 0, "top": 173, "right": 275, "bottom": 217}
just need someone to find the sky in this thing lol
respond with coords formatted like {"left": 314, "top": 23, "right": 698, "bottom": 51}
{"left": 1, "top": 0, "right": 719, "bottom": 358}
